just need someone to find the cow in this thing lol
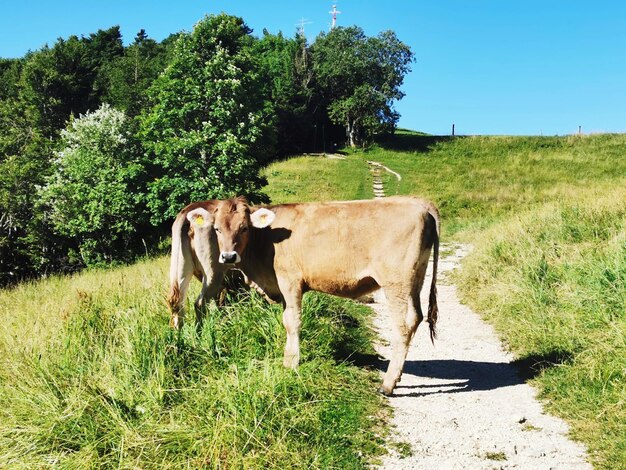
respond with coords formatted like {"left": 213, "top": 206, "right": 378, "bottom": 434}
{"left": 167, "top": 196, "right": 440, "bottom": 396}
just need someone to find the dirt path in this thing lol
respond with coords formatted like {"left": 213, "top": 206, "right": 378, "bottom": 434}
{"left": 368, "top": 160, "right": 402, "bottom": 199}
{"left": 364, "top": 161, "right": 591, "bottom": 468}
{"left": 371, "top": 245, "right": 591, "bottom": 469}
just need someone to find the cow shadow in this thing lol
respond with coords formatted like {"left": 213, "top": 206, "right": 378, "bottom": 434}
{"left": 269, "top": 227, "right": 292, "bottom": 243}
{"left": 342, "top": 350, "right": 572, "bottom": 397}
{"left": 394, "top": 359, "right": 523, "bottom": 397}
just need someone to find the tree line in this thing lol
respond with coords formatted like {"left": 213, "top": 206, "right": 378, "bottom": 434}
{"left": 0, "top": 13, "right": 413, "bottom": 285}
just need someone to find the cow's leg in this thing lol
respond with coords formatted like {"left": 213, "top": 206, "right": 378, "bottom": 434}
{"left": 168, "top": 262, "right": 193, "bottom": 330}
{"left": 194, "top": 272, "right": 224, "bottom": 333}
{"left": 398, "top": 258, "right": 429, "bottom": 378}
{"left": 168, "top": 213, "right": 197, "bottom": 330}
{"left": 278, "top": 281, "right": 303, "bottom": 368}
{"left": 397, "top": 290, "right": 425, "bottom": 384}
{"left": 380, "top": 290, "right": 420, "bottom": 396}
{"left": 169, "top": 276, "right": 191, "bottom": 329}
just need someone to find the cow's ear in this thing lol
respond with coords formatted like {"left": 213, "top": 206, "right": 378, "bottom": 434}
{"left": 186, "top": 208, "right": 212, "bottom": 228}
{"left": 250, "top": 208, "right": 275, "bottom": 228}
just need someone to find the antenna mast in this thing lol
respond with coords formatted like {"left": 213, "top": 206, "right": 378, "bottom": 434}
{"left": 329, "top": 4, "right": 341, "bottom": 29}
{"left": 296, "top": 17, "right": 313, "bottom": 38}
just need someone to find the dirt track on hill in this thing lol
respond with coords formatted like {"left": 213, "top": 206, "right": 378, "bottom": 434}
{"left": 371, "top": 244, "right": 591, "bottom": 469}
{"left": 363, "top": 161, "right": 591, "bottom": 469}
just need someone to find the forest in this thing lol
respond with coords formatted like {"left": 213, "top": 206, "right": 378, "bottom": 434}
{"left": 0, "top": 13, "right": 413, "bottom": 284}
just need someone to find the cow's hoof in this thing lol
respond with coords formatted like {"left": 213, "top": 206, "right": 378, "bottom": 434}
{"left": 378, "top": 386, "right": 393, "bottom": 397}
{"left": 283, "top": 355, "right": 300, "bottom": 369}
{"left": 169, "top": 316, "right": 183, "bottom": 329}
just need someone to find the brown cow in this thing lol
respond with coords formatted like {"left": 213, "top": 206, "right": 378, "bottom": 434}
{"left": 168, "top": 196, "right": 440, "bottom": 395}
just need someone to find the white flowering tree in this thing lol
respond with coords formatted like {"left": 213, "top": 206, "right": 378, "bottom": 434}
{"left": 40, "top": 104, "right": 147, "bottom": 265}
{"left": 140, "top": 14, "right": 275, "bottom": 225}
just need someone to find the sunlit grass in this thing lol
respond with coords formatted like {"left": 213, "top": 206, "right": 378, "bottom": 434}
{"left": 456, "top": 188, "right": 626, "bottom": 468}
{"left": 367, "top": 132, "right": 626, "bottom": 234}
{"left": 262, "top": 155, "right": 372, "bottom": 203}
{"left": 0, "top": 257, "right": 386, "bottom": 468}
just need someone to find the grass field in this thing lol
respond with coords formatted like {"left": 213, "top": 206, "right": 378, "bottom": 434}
{"left": 456, "top": 188, "right": 625, "bottom": 468}
{"left": 263, "top": 154, "right": 372, "bottom": 203}
{"left": 0, "top": 259, "right": 387, "bottom": 467}
{"left": 369, "top": 132, "right": 626, "bottom": 234}
{"left": 1, "top": 131, "right": 624, "bottom": 467}
{"left": 266, "top": 131, "right": 626, "bottom": 468}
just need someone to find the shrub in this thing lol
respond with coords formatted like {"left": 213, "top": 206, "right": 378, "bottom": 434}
{"left": 40, "top": 104, "right": 149, "bottom": 266}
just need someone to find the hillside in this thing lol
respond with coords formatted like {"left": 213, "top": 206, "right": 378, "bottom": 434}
{"left": 266, "top": 132, "right": 626, "bottom": 235}
{"left": 264, "top": 132, "right": 625, "bottom": 468}
{"left": 1, "top": 132, "right": 624, "bottom": 468}
{"left": 0, "top": 258, "right": 387, "bottom": 467}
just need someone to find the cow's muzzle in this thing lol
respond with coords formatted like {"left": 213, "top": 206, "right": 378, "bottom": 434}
{"left": 219, "top": 251, "right": 241, "bottom": 264}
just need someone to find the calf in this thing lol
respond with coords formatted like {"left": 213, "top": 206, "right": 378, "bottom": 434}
{"left": 168, "top": 196, "right": 440, "bottom": 395}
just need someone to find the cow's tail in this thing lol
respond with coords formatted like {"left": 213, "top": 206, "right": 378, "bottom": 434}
{"left": 427, "top": 205, "right": 440, "bottom": 343}
{"left": 167, "top": 213, "right": 186, "bottom": 326}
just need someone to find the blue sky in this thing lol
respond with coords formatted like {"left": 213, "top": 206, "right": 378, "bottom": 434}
{"left": 1, "top": 1, "right": 625, "bottom": 136}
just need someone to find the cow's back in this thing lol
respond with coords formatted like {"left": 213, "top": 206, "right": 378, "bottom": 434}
{"left": 266, "top": 197, "right": 437, "bottom": 297}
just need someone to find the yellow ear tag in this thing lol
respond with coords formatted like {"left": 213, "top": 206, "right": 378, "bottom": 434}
{"left": 195, "top": 216, "right": 204, "bottom": 226}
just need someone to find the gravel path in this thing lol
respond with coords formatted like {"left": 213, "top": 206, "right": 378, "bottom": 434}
{"left": 371, "top": 244, "right": 591, "bottom": 469}
{"left": 363, "top": 159, "right": 591, "bottom": 468}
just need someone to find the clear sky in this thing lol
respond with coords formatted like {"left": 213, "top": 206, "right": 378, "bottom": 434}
{"left": 1, "top": 1, "right": 625, "bottom": 136}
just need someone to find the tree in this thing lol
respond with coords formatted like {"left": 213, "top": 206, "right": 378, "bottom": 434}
{"left": 253, "top": 31, "right": 316, "bottom": 155}
{"left": 139, "top": 14, "right": 275, "bottom": 225}
{"left": 99, "top": 29, "right": 171, "bottom": 117}
{"left": 0, "top": 98, "right": 56, "bottom": 284}
{"left": 1, "top": 28, "right": 126, "bottom": 280}
{"left": 311, "top": 27, "right": 413, "bottom": 147}
{"left": 19, "top": 27, "right": 124, "bottom": 137}
{"left": 0, "top": 58, "right": 23, "bottom": 100}
{"left": 0, "top": 26, "right": 180, "bottom": 281}
{"left": 39, "top": 104, "right": 148, "bottom": 266}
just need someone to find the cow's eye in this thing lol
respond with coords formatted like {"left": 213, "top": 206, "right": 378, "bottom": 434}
{"left": 215, "top": 227, "right": 221, "bottom": 234}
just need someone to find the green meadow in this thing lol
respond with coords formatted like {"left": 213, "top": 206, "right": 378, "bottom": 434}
{"left": 267, "top": 132, "right": 626, "bottom": 468}
{"left": 0, "top": 258, "right": 386, "bottom": 468}
{"left": 1, "top": 131, "right": 625, "bottom": 467}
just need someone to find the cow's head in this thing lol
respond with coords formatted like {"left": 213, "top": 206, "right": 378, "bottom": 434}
{"left": 189, "top": 197, "right": 275, "bottom": 265}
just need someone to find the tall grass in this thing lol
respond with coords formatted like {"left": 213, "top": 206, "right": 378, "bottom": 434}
{"left": 456, "top": 187, "right": 626, "bottom": 468}
{"left": 0, "top": 258, "right": 386, "bottom": 467}
{"left": 368, "top": 132, "right": 626, "bottom": 234}
{"left": 262, "top": 132, "right": 626, "bottom": 468}
{"left": 263, "top": 155, "right": 372, "bottom": 203}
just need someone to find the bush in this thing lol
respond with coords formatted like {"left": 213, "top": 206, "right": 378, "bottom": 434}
{"left": 39, "top": 104, "right": 149, "bottom": 266}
